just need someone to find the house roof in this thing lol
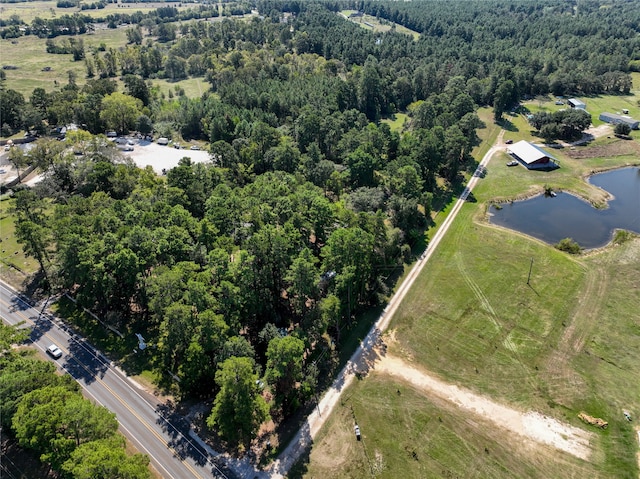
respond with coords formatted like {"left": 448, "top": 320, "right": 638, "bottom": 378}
{"left": 508, "top": 140, "right": 556, "bottom": 164}
{"left": 568, "top": 98, "right": 586, "bottom": 108}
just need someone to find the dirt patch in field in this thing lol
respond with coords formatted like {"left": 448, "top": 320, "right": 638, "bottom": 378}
{"left": 376, "top": 355, "right": 593, "bottom": 460}
{"left": 566, "top": 139, "right": 640, "bottom": 159}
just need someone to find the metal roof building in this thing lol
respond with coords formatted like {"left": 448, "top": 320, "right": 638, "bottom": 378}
{"left": 507, "top": 141, "right": 559, "bottom": 170}
{"left": 568, "top": 98, "right": 586, "bottom": 109}
{"left": 599, "top": 112, "right": 639, "bottom": 130}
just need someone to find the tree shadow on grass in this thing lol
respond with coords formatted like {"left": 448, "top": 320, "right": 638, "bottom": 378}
{"left": 497, "top": 118, "right": 519, "bottom": 132}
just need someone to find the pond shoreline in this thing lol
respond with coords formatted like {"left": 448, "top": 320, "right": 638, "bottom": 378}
{"left": 485, "top": 165, "right": 640, "bottom": 250}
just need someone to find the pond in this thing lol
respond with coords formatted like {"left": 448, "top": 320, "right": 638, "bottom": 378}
{"left": 489, "top": 167, "right": 640, "bottom": 249}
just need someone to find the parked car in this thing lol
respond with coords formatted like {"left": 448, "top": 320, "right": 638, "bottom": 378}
{"left": 46, "top": 344, "right": 63, "bottom": 359}
{"left": 173, "top": 143, "right": 181, "bottom": 149}
{"left": 157, "top": 137, "right": 169, "bottom": 145}
{"left": 190, "top": 145, "right": 200, "bottom": 150}
{"left": 505, "top": 139, "right": 513, "bottom": 144}
{"left": 506, "top": 160, "right": 519, "bottom": 167}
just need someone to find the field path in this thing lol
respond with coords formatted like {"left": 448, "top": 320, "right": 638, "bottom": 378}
{"left": 544, "top": 243, "right": 612, "bottom": 407}
{"left": 376, "top": 354, "right": 593, "bottom": 461}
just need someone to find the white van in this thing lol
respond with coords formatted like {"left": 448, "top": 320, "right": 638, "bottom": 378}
{"left": 157, "top": 137, "right": 169, "bottom": 145}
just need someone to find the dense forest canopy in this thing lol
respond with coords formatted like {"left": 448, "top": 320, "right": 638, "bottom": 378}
{"left": 3, "top": 0, "right": 639, "bottom": 449}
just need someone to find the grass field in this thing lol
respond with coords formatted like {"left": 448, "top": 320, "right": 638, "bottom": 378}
{"left": 339, "top": 11, "right": 420, "bottom": 40}
{"left": 299, "top": 107, "right": 640, "bottom": 477}
{"left": 293, "top": 373, "right": 600, "bottom": 479}
{"left": 1, "top": 27, "right": 131, "bottom": 95}
{"left": 0, "top": 196, "right": 39, "bottom": 285}
{"left": 0, "top": 1, "right": 194, "bottom": 24}
{"left": 153, "top": 76, "right": 209, "bottom": 99}
{"left": 380, "top": 113, "right": 408, "bottom": 133}
{"left": 0, "top": 26, "right": 209, "bottom": 99}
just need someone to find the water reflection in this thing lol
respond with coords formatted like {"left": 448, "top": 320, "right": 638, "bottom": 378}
{"left": 489, "top": 167, "right": 640, "bottom": 249}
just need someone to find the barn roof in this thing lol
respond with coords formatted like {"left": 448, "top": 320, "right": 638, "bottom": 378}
{"left": 508, "top": 140, "right": 556, "bottom": 165}
{"left": 568, "top": 98, "right": 586, "bottom": 109}
{"left": 599, "top": 112, "right": 639, "bottom": 128}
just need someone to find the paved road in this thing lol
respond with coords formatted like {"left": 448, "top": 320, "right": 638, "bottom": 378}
{"left": 268, "top": 130, "right": 506, "bottom": 478}
{"left": 0, "top": 280, "right": 235, "bottom": 479}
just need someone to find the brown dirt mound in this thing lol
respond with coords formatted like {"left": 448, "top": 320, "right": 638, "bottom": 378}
{"left": 566, "top": 140, "right": 640, "bottom": 159}
{"left": 578, "top": 412, "right": 608, "bottom": 429}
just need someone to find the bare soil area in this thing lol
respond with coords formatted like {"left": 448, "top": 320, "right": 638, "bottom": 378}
{"left": 376, "top": 354, "right": 593, "bottom": 460}
{"left": 566, "top": 136, "right": 640, "bottom": 159}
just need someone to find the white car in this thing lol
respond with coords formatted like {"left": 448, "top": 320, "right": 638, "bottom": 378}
{"left": 46, "top": 344, "right": 63, "bottom": 359}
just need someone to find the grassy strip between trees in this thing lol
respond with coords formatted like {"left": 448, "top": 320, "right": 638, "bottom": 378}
{"left": 298, "top": 130, "right": 640, "bottom": 478}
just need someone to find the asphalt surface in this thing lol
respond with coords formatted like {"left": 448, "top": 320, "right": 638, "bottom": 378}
{"left": 0, "top": 280, "right": 234, "bottom": 479}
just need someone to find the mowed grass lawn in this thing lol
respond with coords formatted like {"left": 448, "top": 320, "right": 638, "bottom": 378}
{"left": 340, "top": 11, "right": 420, "bottom": 40}
{"left": 300, "top": 128, "right": 640, "bottom": 477}
{"left": 0, "top": 196, "right": 39, "bottom": 283}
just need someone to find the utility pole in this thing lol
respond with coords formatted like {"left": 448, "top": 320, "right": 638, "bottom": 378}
{"left": 527, "top": 257, "right": 534, "bottom": 285}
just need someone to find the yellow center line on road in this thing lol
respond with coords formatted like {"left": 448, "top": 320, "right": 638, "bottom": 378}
{"left": 0, "top": 298, "right": 205, "bottom": 479}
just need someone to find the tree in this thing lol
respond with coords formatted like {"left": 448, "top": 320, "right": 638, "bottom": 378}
{"left": 0, "top": 356, "right": 58, "bottom": 427}
{"left": 322, "top": 227, "right": 375, "bottom": 303}
{"left": 123, "top": 75, "right": 150, "bottom": 106}
{"left": 13, "top": 385, "right": 118, "bottom": 470}
{"left": 614, "top": 122, "right": 632, "bottom": 137}
{"left": 12, "top": 189, "right": 52, "bottom": 280}
{"left": 346, "top": 147, "right": 378, "bottom": 188}
{"left": 493, "top": 80, "right": 515, "bottom": 122}
{"left": 7, "top": 146, "right": 28, "bottom": 180}
{"left": 136, "top": 115, "right": 153, "bottom": 135}
{"left": 206, "top": 356, "right": 269, "bottom": 447}
{"left": 358, "top": 57, "right": 384, "bottom": 121}
{"left": 62, "top": 436, "right": 150, "bottom": 479}
{"left": 285, "top": 248, "right": 320, "bottom": 317}
{"left": 319, "top": 294, "right": 342, "bottom": 343}
{"left": 0, "top": 88, "right": 25, "bottom": 132}
{"left": 265, "top": 335, "right": 305, "bottom": 412}
{"left": 100, "top": 92, "right": 143, "bottom": 134}
{"left": 0, "top": 322, "right": 29, "bottom": 355}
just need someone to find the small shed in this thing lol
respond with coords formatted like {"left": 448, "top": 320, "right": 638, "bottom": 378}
{"left": 508, "top": 141, "right": 559, "bottom": 170}
{"left": 568, "top": 98, "right": 586, "bottom": 109}
{"left": 599, "top": 112, "right": 639, "bottom": 130}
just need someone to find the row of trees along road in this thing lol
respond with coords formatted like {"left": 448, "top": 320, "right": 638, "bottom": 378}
{"left": 4, "top": 0, "right": 636, "bottom": 449}
{"left": 0, "top": 323, "right": 150, "bottom": 478}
